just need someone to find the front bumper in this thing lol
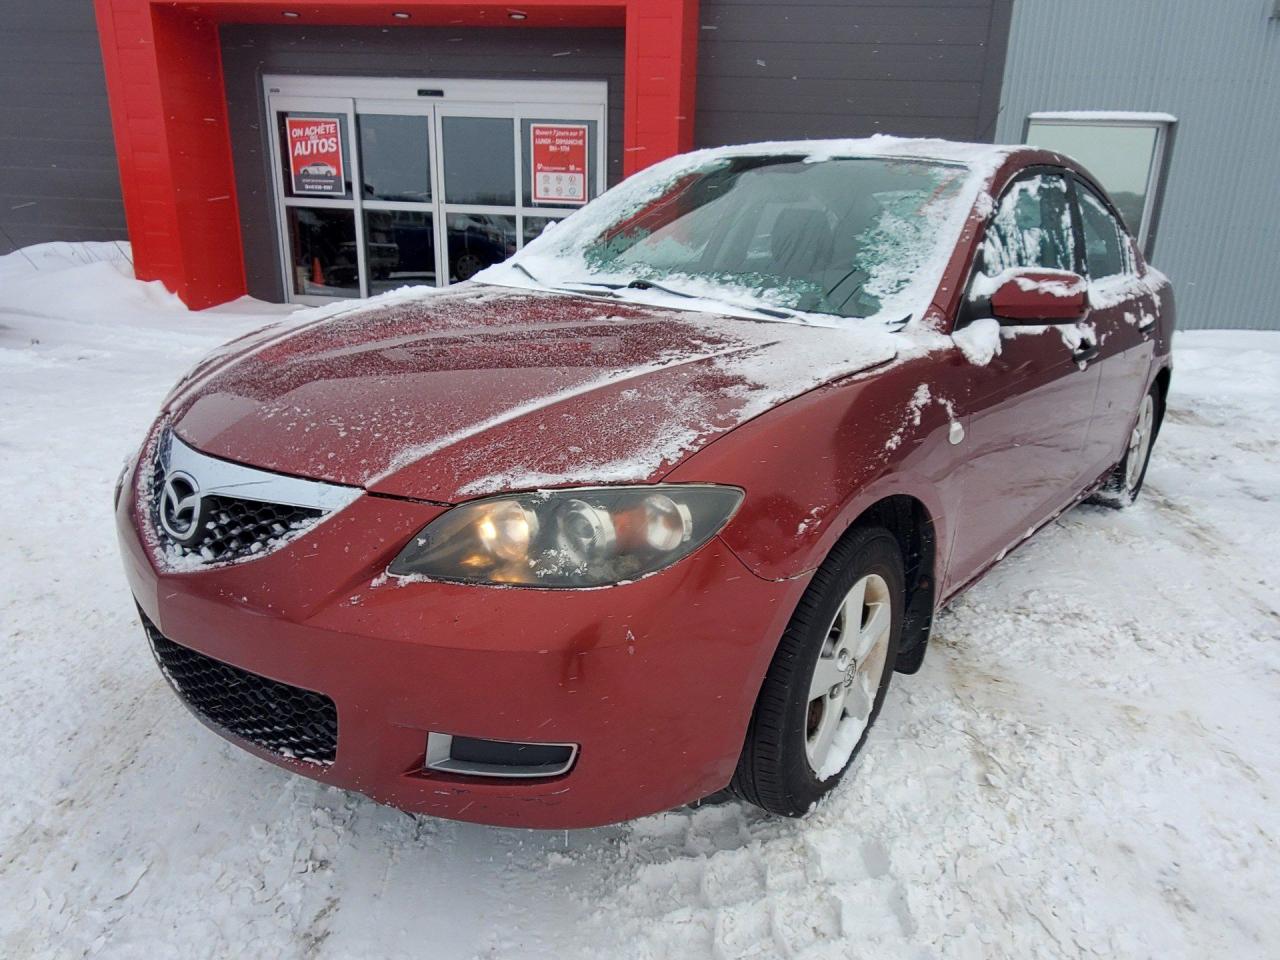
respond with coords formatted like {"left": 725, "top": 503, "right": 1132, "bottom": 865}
{"left": 117, "top": 456, "right": 806, "bottom": 828}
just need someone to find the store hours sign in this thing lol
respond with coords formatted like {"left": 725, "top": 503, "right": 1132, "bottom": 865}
{"left": 286, "top": 117, "right": 345, "bottom": 195}
{"left": 530, "top": 123, "right": 588, "bottom": 205}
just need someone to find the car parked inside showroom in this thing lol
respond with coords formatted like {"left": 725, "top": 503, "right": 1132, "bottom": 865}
{"left": 117, "top": 136, "right": 1173, "bottom": 827}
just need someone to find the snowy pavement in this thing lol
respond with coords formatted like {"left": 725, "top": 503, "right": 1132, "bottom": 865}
{"left": 1, "top": 245, "right": 1277, "bottom": 959}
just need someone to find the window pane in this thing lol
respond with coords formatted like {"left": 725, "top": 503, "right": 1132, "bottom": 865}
{"left": 1078, "top": 189, "right": 1128, "bottom": 279}
{"left": 365, "top": 210, "right": 437, "bottom": 293}
{"left": 447, "top": 213, "right": 516, "bottom": 282}
{"left": 359, "top": 114, "right": 431, "bottom": 202}
{"left": 521, "top": 119, "right": 599, "bottom": 209}
{"left": 1025, "top": 121, "right": 1158, "bottom": 235}
{"left": 285, "top": 208, "right": 359, "bottom": 298}
{"left": 981, "top": 175, "right": 1075, "bottom": 274}
{"left": 442, "top": 117, "right": 515, "bottom": 206}
{"left": 278, "top": 112, "right": 352, "bottom": 200}
{"left": 522, "top": 216, "right": 562, "bottom": 246}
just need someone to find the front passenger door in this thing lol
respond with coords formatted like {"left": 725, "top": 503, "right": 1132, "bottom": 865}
{"left": 944, "top": 172, "right": 1102, "bottom": 594}
{"left": 1073, "top": 181, "right": 1157, "bottom": 479}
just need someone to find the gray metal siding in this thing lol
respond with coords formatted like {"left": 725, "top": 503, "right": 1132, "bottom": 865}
{"left": 695, "top": 0, "right": 1013, "bottom": 145}
{"left": 0, "top": 2, "right": 126, "bottom": 254}
{"left": 997, "top": 1, "right": 1280, "bottom": 331}
{"left": 220, "top": 25, "right": 625, "bottom": 301}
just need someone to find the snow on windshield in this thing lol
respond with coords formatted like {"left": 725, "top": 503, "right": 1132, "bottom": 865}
{"left": 480, "top": 136, "right": 1011, "bottom": 326}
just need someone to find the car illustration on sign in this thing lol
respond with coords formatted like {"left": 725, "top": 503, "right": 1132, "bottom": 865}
{"left": 116, "top": 137, "right": 1173, "bottom": 828}
{"left": 298, "top": 161, "right": 337, "bottom": 177}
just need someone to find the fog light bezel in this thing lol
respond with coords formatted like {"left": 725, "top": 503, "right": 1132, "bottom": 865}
{"left": 424, "top": 732, "right": 578, "bottom": 779}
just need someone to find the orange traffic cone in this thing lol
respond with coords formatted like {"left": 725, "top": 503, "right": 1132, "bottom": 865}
{"left": 311, "top": 256, "right": 324, "bottom": 286}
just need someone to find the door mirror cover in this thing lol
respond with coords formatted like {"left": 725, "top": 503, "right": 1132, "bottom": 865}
{"left": 985, "top": 268, "right": 1088, "bottom": 324}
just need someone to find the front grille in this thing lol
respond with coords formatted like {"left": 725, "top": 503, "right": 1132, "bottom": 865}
{"left": 142, "top": 615, "right": 338, "bottom": 764}
{"left": 148, "top": 450, "right": 324, "bottom": 564}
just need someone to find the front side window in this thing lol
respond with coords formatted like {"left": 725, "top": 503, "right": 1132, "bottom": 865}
{"left": 980, "top": 174, "right": 1075, "bottom": 275}
{"left": 1077, "top": 187, "right": 1131, "bottom": 280}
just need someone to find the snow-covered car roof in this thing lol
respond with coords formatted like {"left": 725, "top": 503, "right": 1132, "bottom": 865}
{"left": 650, "top": 134, "right": 1028, "bottom": 172}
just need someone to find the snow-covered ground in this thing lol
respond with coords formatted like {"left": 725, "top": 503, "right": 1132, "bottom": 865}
{"left": 1, "top": 244, "right": 1277, "bottom": 959}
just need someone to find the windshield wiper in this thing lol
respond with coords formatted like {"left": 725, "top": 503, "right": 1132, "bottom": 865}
{"left": 624, "top": 278, "right": 694, "bottom": 299}
{"left": 511, "top": 262, "right": 545, "bottom": 286}
{"left": 619, "top": 278, "right": 801, "bottom": 320}
{"left": 547, "top": 274, "right": 802, "bottom": 322}
{"left": 556, "top": 278, "right": 624, "bottom": 291}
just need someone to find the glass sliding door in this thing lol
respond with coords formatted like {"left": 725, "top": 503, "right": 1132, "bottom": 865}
{"left": 437, "top": 109, "right": 519, "bottom": 282}
{"left": 267, "top": 97, "right": 365, "bottom": 303}
{"left": 356, "top": 103, "right": 439, "bottom": 293}
{"left": 266, "top": 77, "right": 607, "bottom": 303}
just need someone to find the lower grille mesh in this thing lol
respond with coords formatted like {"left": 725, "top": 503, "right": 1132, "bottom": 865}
{"left": 142, "top": 615, "right": 338, "bottom": 764}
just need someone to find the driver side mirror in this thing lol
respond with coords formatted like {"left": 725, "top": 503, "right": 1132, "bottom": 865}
{"left": 984, "top": 268, "right": 1088, "bottom": 324}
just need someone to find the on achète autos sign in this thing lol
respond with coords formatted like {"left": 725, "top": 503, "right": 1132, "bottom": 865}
{"left": 286, "top": 117, "right": 345, "bottom": 195}
{"left": 530, "top": 123, "right": 588, "bottom": 205}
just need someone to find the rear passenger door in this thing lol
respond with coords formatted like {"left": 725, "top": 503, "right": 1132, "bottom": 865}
{"left": 1072, "top": 178, "right": 1158, "bottom": 479}
{"left": 944, "top": 171, "right": 1101, "bottom": 594}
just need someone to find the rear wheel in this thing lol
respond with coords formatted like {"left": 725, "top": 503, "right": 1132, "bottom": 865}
{"left": 730, "top": 526, "right": 903, "bottom": 816}
{"left": 1089, "top": 384, "right": 1161, "bottom": 509}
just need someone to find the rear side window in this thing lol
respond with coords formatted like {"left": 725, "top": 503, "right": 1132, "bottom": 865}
{"left": 981, "top": 174, "right": 1075, "bottom": 274}
{"left": 1077, "top": 187, "right": 1131, "bottom": 279}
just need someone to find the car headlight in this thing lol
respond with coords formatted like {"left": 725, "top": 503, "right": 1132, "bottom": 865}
{"left": 388, "top": 485, "right": 744, "bottom": 588}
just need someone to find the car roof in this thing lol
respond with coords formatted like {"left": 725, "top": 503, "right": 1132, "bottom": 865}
{"left": 669, "top": 135, "right": 1053, "bottom": 172}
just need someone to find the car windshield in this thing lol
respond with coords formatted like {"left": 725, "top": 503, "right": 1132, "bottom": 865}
{"left": 492, "top": 153, "right": 974, "bottom": 322}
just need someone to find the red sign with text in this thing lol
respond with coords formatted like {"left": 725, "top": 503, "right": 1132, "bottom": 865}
{"left": 530, "top": 123, "right": 588, "bottom": 205}
{"left": 286, "top": 117, "right": 345, "bottom": 195}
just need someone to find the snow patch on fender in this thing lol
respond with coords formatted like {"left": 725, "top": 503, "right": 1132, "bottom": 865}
{"left": 953, "top": 317, "right": 1003, "bottom": 365}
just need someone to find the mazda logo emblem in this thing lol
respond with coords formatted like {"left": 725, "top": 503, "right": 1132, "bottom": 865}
{"left": 159, "top": 470, "right": 207, "bottom": 545}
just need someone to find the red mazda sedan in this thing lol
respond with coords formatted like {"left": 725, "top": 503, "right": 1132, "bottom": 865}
{"left": 117, "top": 137, "right": 1172, "bottom": 827}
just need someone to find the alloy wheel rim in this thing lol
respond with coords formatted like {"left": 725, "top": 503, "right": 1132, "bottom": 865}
{"left": 1125, "top": 394, "right": 1156, "bottom": 492}
{"left": 804, "top": 573, "right": 893, "bottom": 778}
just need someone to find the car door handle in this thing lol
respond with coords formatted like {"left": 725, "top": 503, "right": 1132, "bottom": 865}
{"left": 1073, "top": 339, "right": 1099, "bottom": 366}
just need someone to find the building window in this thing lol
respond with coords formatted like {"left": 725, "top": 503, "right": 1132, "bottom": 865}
{"left": 1023, "top": 112, "right": 1175, "bottom": 258}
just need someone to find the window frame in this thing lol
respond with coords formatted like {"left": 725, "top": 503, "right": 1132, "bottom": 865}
{"left": 955, "top": 165, "right": 1083, "bottom": 330}
{"left": 982, "top": 168, "right": 1082, "bottom": 277}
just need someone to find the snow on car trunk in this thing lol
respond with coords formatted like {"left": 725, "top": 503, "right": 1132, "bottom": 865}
{"left": 2, "top": 244, "right": 1278, "bottom": 959}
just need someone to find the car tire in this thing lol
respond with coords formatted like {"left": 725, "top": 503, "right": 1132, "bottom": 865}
{"left": 1088, "top": 383, "right": 1162, "bottom": 509}
{"left": 730, "top": 525, "right": 904, "bottom": 817}
{"left": 454, "top": 253, "right": 485, "bottom": 282}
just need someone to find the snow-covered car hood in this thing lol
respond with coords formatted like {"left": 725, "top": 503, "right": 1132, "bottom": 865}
{"left": 165, "top": 285, "right": 899, "bottom": 502}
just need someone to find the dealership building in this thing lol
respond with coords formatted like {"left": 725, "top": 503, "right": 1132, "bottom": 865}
{"left": 2, "top": 0, "right": 1277, "bottom": 329}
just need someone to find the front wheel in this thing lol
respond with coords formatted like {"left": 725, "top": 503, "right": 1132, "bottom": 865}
{"left": 730, "top": 526, "right": 903, "bottom": 816}
{"left": 1089, "top": 383, "right": 1162, "bottom": 509}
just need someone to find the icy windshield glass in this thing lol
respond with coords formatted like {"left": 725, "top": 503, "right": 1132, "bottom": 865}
{"left": 490, "top": 154, "right": 973, "bottom": 322}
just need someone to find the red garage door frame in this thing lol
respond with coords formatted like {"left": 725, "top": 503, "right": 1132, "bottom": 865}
{"left": 91, "top": 0, "right": 699, "bottom": 308}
